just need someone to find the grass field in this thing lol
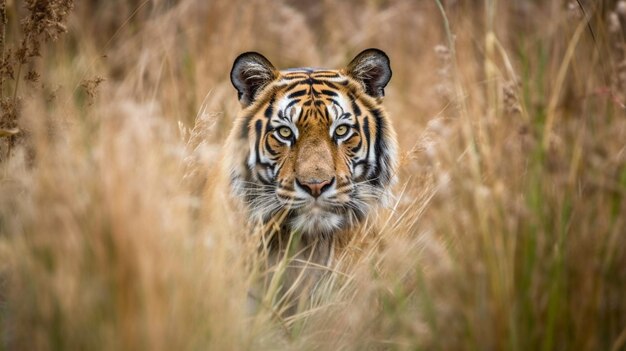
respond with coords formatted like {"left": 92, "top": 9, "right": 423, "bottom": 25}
{"left": 1, "top": 0, "right": 625, "bottom": 350}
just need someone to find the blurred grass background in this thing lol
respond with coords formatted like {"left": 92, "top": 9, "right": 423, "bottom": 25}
{"left": 0, "top": 0, "right": 625, "bottom": 350}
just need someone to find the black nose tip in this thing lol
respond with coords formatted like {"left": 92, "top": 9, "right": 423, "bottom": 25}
{"left": 296, "top": 177, "right": 335, "bottom": 198}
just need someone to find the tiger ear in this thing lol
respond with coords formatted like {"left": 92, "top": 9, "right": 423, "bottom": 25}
{"left": 345, "top": 48, "right": 392, "bottom": 99}
{"left": 230, "top": 52, "right": 278, "bottom": 107}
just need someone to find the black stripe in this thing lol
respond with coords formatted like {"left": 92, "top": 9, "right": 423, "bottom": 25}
{"left": 287, "top": 89, "right": 307, "bottom": 99}
{"left": 327, "top": 98, "right": 341, "bottom": 107}
{"left": 304, "top": 78, "right": 324, "bottom": 85}
{"left": 264, "top": 96, "right": 275, "bottom": 119}
{"left": 339, "top": 112, "right": 352, "bottom": 120}
{"left": 274, "top": 162, "right": 284, "bottom": 179}
{"left": 258, "top": 172, "right": 273, "bottom": 185}
{"left": 286, "top": 99, "right": 299, "bottom": 110}
{"left": 265, "top": 137, "right": 278, "bottom": 156}
{"left": 371, "top": 108, "right": 390, "bottom": 186}
{"left": 362, "top": 117, "right": 371, "bottom": 177}
{"left": 322, "top": 81, "right": 340, "bottom": 89}
{"left": 283, "top": 82, "right": 301, "bottom": 92}
{"left": 351, "top": 99, "right": 362, "bottom": 117}
{"left": 300, "top": 109, "right": 310, "bottom": 123}
{"left": 254, "top": 120, "right": 263, "bottom": 166}
{"left": 315, "top": 74, "right": 340, "bottom": 79}
{"left": 320, "top": 89, "right": 338, "bottom": 97}
{"left": 345, "top": 132, "right": 359, "bottom": 145}
{"left": 350, "top": 138, "right": 362, "bottom": 153}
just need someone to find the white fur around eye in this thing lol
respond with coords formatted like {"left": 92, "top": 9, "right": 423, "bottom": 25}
{"left": 353, "top": 163, "right": 365, "bottom": 178}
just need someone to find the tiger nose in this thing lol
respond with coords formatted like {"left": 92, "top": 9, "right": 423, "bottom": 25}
{"left": 296, "top": 177, "right": 334, "bottom": 198}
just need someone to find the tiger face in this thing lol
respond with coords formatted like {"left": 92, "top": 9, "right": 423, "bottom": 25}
{"left": 227, "top": 49, "right": 397, "bottom": 237}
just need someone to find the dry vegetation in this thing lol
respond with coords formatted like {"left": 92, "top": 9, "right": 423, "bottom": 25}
{"left": 0, "top": 0, "right": 625, "bottom": 349}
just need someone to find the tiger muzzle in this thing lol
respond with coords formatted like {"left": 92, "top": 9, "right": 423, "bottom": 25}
{"left": 295, "top": 137, "right": 335, "bottom": 198}
{"left": 296, "top": 177, "right": 335, "bottom": 198}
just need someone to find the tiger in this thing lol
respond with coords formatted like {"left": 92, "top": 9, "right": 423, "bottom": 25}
{"left": 221, "top": 48, "right": 398, "bottom": 301}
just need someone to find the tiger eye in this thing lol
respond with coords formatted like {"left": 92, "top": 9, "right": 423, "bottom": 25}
{"left": 334, "top": 125, "right": 348, "bottom": 137}
{"left": 278, "top": 127, "right": 292, "bottom": 138}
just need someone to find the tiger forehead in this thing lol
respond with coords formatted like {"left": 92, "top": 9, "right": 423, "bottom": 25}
{"left": 278, "top": 70, "right": 349, "bottom": 101}
{"left": 278, "top": 68, "right": 348, "bottom": 84}
{"left": 274, "top": 73, "right": 353, "bottom": 125}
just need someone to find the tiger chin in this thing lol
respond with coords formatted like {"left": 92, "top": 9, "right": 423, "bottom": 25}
{"left": 222, "top": 49, "right": 398, "bottom": 302}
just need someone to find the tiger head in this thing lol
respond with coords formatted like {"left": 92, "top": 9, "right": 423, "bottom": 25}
{"left": 227, "top": 49, "right": 397, "bottom": 237}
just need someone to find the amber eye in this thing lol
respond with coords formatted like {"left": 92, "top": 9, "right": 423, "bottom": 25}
{"left": 334, "top": 125, "right": 349, "bottom": 137}
{"left": 278, "top": 126, "right": 292, "bottom": 139}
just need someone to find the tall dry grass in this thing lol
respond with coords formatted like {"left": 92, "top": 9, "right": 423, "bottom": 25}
{"left": 0, "top": 0, "right": 625, "bottom": 350}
